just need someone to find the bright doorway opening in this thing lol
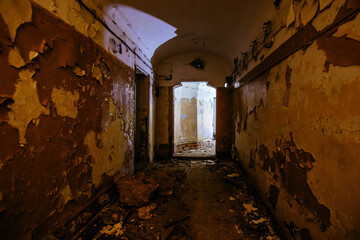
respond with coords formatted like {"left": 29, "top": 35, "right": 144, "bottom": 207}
{"left": 173, "top": 82, "right": 216, "bottom": 157}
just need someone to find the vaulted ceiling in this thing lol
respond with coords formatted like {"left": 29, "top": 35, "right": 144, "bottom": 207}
{"left": 94, "top": 0, "right": 285, "bottom": 66}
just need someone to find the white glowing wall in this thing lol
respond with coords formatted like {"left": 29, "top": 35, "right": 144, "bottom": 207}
{"left": 174, "top": 82, "right": 216, "bottom": 144}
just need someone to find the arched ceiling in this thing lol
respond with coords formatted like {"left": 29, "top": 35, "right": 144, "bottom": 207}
{"left": 95, "top": 0, "right": 282, "bottom": 66}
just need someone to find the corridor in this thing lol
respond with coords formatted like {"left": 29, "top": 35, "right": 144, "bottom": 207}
{"left": 58, "top": 159, "right": 282, "bottom": 240}
{"left": 1, "top": 0, "right": 360, "bottom": 239}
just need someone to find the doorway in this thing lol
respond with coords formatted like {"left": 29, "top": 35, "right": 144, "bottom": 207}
{"left": 135, "top": 69, "right": 150, "bottom": 170}
{"left": 173, "top": 82, "right": 216, "bottom": 157}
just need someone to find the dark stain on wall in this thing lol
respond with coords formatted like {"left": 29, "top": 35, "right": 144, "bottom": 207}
{"left": 248, "top": 149, "right": 255, "bottom": 169}
{"left": 0, "top": 3, "right": 135, "bottom": 239}
{"left": 282, "top": 65, "right": 292, "bottom": 107}
{"left": 317, "top": 35, "right": 360, "bottom": 67}
{"left": 257, "top": 133, "right": 330, "bottom": 225}
{"left": 269, "top": 185, "right": 280, "bottom": 210}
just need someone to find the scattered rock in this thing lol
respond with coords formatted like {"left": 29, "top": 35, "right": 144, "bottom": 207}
{"left": 227, "top": 173, "right": 240, "bottom": 178}
{"left": 243, "top": 203, "right": 258, "bottom": 214}
{"left": 115, "top": 172, "right": 159, "bottom": 207}
{"left": 100, "top": 222, "right": 123, "bottom": 237}
{"left": 149, "top": 170, "right": 175, "bottom": 196}
{"left": 252, "top": 217, "right": 267, "bottom": 224}
{"left": 166, "top": 224, "right": 190, "bottom": 240}
{"left": 138, "top": 203, "right": 157, "bottom": 220}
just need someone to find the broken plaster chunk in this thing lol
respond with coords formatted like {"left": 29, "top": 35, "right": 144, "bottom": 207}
{"left": 243, "top": 203, "right": 258, "bottom": 214}
{"left": 138, "top": 202, "right": 157, "bottom": 220}
{"left": 227, "top": 173, "right": 240, "bottom": 178}
{"left": 252, "top": 217, "right": 267, "bottom": 224}
{"left": 0, "top": 0, "right": 32, "bottom": 41}
{"left": 101, "top": 223, "right": 123, "bottom": 236}
{"left": 8, "top": 47, "right": 25, "bottom": 68}
{"left": 115, "top": 172, "right": 159, "bottom": 207}
{"left": 8, "top": 69, "right": 49, "bottom": 144}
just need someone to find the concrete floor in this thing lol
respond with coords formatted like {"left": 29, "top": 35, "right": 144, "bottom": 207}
{"left": 72, "top": 159, "right": 282, "bottom": 240}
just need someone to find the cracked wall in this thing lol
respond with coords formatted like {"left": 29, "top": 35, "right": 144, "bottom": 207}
{"left": 0, "top": 1, "right": 137, "bottom": 239}
{"left": 232, "top": 1, "right": 360, "bottom": 239}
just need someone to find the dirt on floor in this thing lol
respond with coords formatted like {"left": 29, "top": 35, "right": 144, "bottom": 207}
{"left": 173, "top": 145, "right": 215, "bottom": 158}
{"left": 56, "top": 159, "right": 282, "bottom": 240}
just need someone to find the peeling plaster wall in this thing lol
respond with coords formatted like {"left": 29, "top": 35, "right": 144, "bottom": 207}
{"left": 174, "top": 83, "right": 198, "bottom": 144}
{"left": 197, "top": 83, "right": 216, "bottom": 141}
{"left": 173, "top": 82, "right": 215, "bottom": 147}
{"left": 0, "top": 0, "right": 142, "bottom": 238}
{"left": 232, "top": 1, "right": 360, "bottom": 238}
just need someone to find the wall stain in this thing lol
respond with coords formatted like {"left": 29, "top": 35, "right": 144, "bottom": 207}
{"left": 282, "top": 65, "right": 292, "bottom": 107}
{"left": 0, "top": 3, "right": 135, "bottom": 239}
{"left": 257, "top": 133, "right": 330, "bottom": 225}
{"left": 317, "top": 35, "right": 360, "bottom": 67}
{"left": 269, "top": 185, "right": 280, "bottom": 210}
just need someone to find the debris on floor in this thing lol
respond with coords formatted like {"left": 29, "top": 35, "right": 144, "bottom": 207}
{"left": 57, "top": 159, "right": 282, "bottom": 240}
{"left": 114, "top": 172, "right": 159, "bottom": 207}
{"left": 227, "top": 173, "right": 240, "bottom": 178}
{"left": 243, "top": 203, "right": 258, "bottom": 214}
{"left": 138, "top": 203, "right": 157, "bottom": 220}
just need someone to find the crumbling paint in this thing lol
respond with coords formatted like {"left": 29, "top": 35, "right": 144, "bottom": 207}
{"left": 317, "top": 35, "right": 360, "bottom": 66}
{"left": 52, "top": 88, "right": 79, "bottom": 119}
{"left": 0, "top": 3, "right": 136, "bottom": 239}
{"left": 301, "top": 0, "right": 319, "bottom": 26}
{"left": 232, "top": 10, "right": 360, "bottom": 239}
{"left": 8, "top": 69, "right": 49, "bottom": 144}
{"left": 257, "top": 137, "right": 330, "bottom": 225}
{"left": 332, "top": 12, "right": 360, "bottom": 41}
{"left": 0, "top": 0, "right": 32, "bottom": 41}
{"left": 8, "top": 47, "right": 26, "bottom": 68}
{"left": 312, "top": 0, "right": 346, "bottom": 31}
{"left": 85, "top": 117, "right": 127, "bottom": 187}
